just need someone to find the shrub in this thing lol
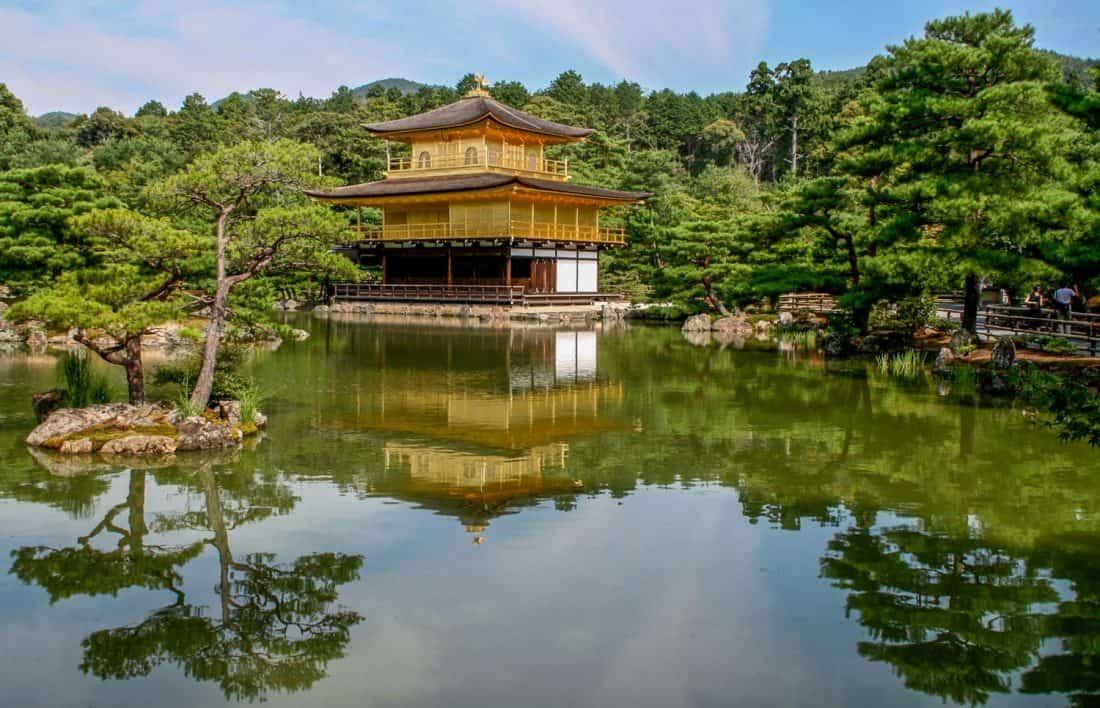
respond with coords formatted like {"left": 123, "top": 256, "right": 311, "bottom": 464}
{"left": 870, "top": 295, "right": 936, "bottom": 332}
{"left": 952, "top": 365, "right": 978, "bottom": 392}
{"left": 1017, "top": 363, "right": 1100, "bottom": 446}
{"left": 1038, "top": 336, "right": 1079, "bottom": 356}
{"left": 154, "top": 344, "right": 248, "bottom": 405}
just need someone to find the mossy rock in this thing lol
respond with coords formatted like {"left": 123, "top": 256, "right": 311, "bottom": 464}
{"left": 236, "top": 422, "right": 259, "bottom": 437}
{"left": 45, "top": 424, "right": 179, "bottom": 451}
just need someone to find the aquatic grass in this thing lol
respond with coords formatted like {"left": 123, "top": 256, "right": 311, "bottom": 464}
{"left": 231, "top": 378, "right": 266, "bottom": 424}
{"left": 779, "top": 330, "right": 817, "bottom": 348}
{"left": 175, "top": 376, "right": 198, "bottom": 419}
{"left": 874, "top": 349, "right": 927, "bottom": 380}
{"left": 59, "top": 350, "right": 111, "bottom": 407}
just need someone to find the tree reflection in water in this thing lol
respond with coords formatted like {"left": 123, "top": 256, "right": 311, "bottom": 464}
{"left": 821, "top": 525, "right": 1055, "bottom": 705}
{"left": 10, "top": 462, "right": 363, "bottom": 702}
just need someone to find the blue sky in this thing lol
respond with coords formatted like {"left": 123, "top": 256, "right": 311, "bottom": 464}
{"left": 1, "top": 0, "right": 1097, "bottom": 115}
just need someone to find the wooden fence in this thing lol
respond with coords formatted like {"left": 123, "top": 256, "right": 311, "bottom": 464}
{"left": 778, "top": 293, "right": 838, "bottom": 315}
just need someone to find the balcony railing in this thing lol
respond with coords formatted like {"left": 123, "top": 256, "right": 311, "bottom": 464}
{"left": 387, "top": 152, "right": 568, "bottom": 179}
{"left": 353, "top": 220, "right": 625, "bottom": 245}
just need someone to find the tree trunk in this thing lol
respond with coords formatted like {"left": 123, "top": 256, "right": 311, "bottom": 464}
{"left": 190, "top": 280, "right": 230, "bottom": 411}
{"left": 74, "top": 331, "right": 147, "bottom": 404}
{"left": 790, "top": 115, "right": 799, "bottom": 178}
{"left": 200, "top": 465, "right": 233, "bottom": 623}
{"left": 701, "top": 275, "right": 732, "bottom": 317}
{"left": 852, "top": 305, "right": 871, "bottom": 334}
{"left": 962, "top": 272, "right": 980, "bottom": 335}
{"left": 128, "top": 470, "right": 147, "bottom": 555}
{"left": 191, "top": 209, "right": 231, "bottom": 412}
{"left": 123, "top": 335, "right": 146, "bottom": 405}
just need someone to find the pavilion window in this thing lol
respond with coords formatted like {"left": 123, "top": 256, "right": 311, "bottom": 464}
{"left": 465, "top": 147, "right": 479, "bottom": 165}
{"left": 417, "top": 151, "right": 432, "bottom": 169}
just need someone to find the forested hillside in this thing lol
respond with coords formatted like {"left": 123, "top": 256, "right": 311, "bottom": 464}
{"left": 1, "top": 9, "right": 1098, "bottom": 332}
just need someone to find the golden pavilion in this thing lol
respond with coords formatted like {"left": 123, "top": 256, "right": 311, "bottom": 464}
{"left": 307, "top": 76, "right": 650, "bottom": 304}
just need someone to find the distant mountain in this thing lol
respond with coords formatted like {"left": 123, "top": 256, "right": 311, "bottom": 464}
{"left": 34, "top": 111, "right": 78, "bottom": 129}
{"left": 1042, "top": 50, "right": 1099, "bottom": 87}
{"left": 814, "top": 50, "right": 1098, "bottom": 89}
{"left": 350, "top": 78, "right": 437, "bottom": 98}
{"left": 207, "top": 78, "right": 438, "bottom": 110}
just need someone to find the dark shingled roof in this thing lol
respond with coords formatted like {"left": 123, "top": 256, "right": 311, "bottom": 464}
{"left": 363, "top": 96, "right": 595, "bottom": 139}
{"left": 306, "top": 174, "right": 651, "bottom": 202}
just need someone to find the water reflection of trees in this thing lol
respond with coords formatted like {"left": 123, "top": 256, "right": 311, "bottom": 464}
{"left": 821, "top": 525, "right": 1055, "bottom": 705}
{"left": 589, "top": 330, "right": 1100, "bottom": 706}
{"left": 8, "top": 461, "right": 363, "bottom": 702}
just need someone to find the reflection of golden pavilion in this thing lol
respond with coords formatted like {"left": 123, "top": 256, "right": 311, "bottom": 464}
{"left": 328, "top": 326, "right": 626, "bottom": 533}
{"left": 381, "top": 442, "right": 575, "bottom": 533}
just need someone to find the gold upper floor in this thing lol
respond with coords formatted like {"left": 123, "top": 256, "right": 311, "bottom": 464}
{"left": 355, "top": 196, "right": 625, "bottom": 245}
{"left": 385, "top": 121, "right": 570, "bottom": 182}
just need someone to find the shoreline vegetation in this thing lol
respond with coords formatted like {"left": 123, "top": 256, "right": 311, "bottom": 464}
{"left": 0, "top": 8, "right": 1098, "bottom": 449}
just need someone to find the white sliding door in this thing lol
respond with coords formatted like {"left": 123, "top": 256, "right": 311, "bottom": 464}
{"left": 556, "top": 259, "right": 578, "bottom": 293}
{"left": 577, "top": 260, "right": 598, "bottom": 292}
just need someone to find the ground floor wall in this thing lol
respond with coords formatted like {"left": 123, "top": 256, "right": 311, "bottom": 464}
{"left": 367, "top": 245, "right": 601, "bottom": 293}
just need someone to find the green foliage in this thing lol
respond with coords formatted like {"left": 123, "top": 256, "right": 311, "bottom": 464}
{"left": 153, "top": 344, "right": 249, "bottom": 404}
{"left": 0, "top": 166, "right": 122, "bottom": 294}
{"left": 73, "top": 107, "right": 135, "bottom": 148}
{"left": 59, "top": 350, "right": 111, "bottom": 407}
{"left": 1038, "top": 336, "right": 1080, "bottom": 355}
{"left": 952, "top": 364, "right": 979, "bottom": 394}
{"left": 1017, "top": 364, "right": 1100, "bottom": 446}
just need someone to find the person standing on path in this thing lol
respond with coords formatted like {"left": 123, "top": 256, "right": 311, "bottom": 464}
{"left": 1053, "top": 283, "right": 1077, "bottom": 335}
{"left": 1024, "top": 286, "right": 1045, "bottom": 330}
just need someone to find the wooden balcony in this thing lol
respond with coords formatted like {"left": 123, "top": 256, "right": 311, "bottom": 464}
{"left": 354, "top": 220, "right": 626, "bottom": 245}
{"left": 387, "top": 152, "right": 568, "bottom": 179}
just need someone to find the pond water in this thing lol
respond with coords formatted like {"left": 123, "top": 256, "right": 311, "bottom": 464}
{"left": 1, "top": 316, "right": 1098, "bottom": 708}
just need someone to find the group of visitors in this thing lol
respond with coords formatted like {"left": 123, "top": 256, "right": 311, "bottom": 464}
{"left": 1015, "top": 283, "right": 1084, "bottom": 334}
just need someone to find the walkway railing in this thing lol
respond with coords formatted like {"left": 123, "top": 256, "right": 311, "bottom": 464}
{"left": 938, "top": 304, "right": 1100, "bottom": 356}
{"left": 355, "top": 221, "right": 626, "bottom": 245}
{"left": 387, "top": 152, "right": 568, "bottom": 179}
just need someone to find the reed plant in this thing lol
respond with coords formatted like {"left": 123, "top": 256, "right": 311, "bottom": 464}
{"left": 779, "top": 330, "right": 817, "bottom": 348}
{"left": 232, "top": 378, "right": 265, "bottom": 424}
{"left": 175, "top": 376, "right": 198, "bottom": 419}
{"left": 874, "top": 350, "right": 927, "bottom": 380}
{"left": 59, "top": 350, "right": 111, "bottom": 407}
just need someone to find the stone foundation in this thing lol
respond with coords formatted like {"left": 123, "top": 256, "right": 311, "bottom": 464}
{"left": 323, "top": 301, "right": 631, "bottom": 324}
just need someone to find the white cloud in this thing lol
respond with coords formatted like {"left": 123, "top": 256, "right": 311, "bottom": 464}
{"left": 0, "top": 0, "right": 416, "bottom": 114}
{"left": 486, "top": 0, "right": 771, "bottom": 89}
{"left": 0, "top": 0, "right": 772, "bottom": 115}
